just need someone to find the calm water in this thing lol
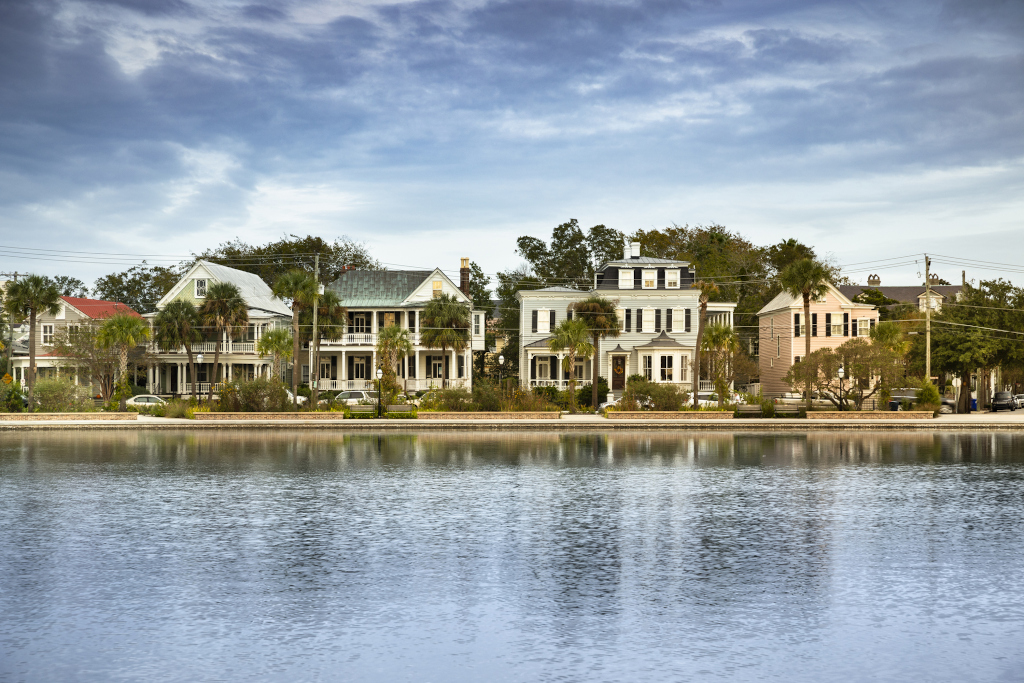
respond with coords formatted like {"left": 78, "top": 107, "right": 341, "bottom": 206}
{"left": 1, "top": 431, "right": 1023, "bottom": 683}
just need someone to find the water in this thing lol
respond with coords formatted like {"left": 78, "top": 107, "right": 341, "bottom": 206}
{"left": 1, "top": 431, "right": 1023, "bottom": 683}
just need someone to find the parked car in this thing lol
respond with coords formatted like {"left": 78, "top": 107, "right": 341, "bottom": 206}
{"left": 285, "top": 390, "right": 307, "bottom": 405}
{"left": 335, "top": 390, "right": 380, "bottom": 406}
{"left": 990, "top": 392, "right": 1016, "bottom": 412}
{"left": 125, "top": 395, "right": 167, "bottom": 407}
{"left": 939, "top": 397, "right": 957, "bottom": 414}
{"left": 1015, "top": 394, "right": 1024, "bottom": 410}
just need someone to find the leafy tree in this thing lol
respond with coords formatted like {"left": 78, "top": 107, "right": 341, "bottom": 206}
{"left": 272, "top": 270, "right": 317, "bottom": 406}
{"left": 92, "top": 263, "right": 180, "bottom": 314}
{"left": 853, "top": 288, "right": 901, "bottom": 320}
{"left": 690, "top": 280, "right": 719, "bottom": 408}
{"left": 421, "top": 293, "right": 470, "bottom": 388}
{"left": 51, "top": 276, "right": 89, "bottom": 298}
{"left": 50, "top": 323, "right": 118, "bottom": 402}
{"left": 97, "top": 312, "right": 150, "bottom": 411}
{"left": 466, "top": 261, "right": 494, "bottom": 378}
{"left": 766, "top": 238, "right": 817, "bottom": 274}
{"left": 377, "top": 324, "right": 414, "bottom": 398}
{"left": 701, "top": 322, "right": 745, "bottom": 407}
{"left": 256, "top": 327, "right": 293, "bottom": 382}
{"left": 494, "top": 265, "right": 544, "bottom": 379}
{"left": 516, "top": 219, "right": 626, "bottom": 290}
{"left": 199, "top": 282, "right": 249, "bottom": 402}
{"left": 154, "top": 300, "right": 202, "bottom": 400}
{"left": 547, "top": 318, "right": 594, "bottom": 413}
{"left": 4, "top": 274, "right": 62, "bottom": 407}
{"left": 299, "top": 290, "right": 346, "bottom": 405}
{"left": 785, "top": 338, "right": 900, "bottom": 410}
{"left": 571, "top": 296, "right": 620, "bottom": 410}
{"left": 779, "top": 258, "right": 831, "bottom": 410}
{"left": 194, "top": 235, "right": 380, "bottom": 286}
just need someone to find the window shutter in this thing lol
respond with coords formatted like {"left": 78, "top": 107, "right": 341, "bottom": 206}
{"left": 685, "top": 309, "right": 691, "bottom": 332}
{"left": 550, "top": 310, "right": 556, "bottom": 330}
{"left": 794, "top": 313, "right": 801, "bottom": 337}
{"left": 843, "top": 313, "right": 849, "bottom": 336}
{"left": 530, "top": 356, "right": 536, "bottom": 380}
{"left": 634, "top": 269, "right": 641, "bottom": 289}
{"left": 870, "top": 319, "right": 876, "bottom": 331}
{"left": 636, "top": 308, "right": 643, "bottom": 333}
{"left": 625, "top": 309, "right": 632, "bottom": 332}
{"left": 825, "top": 313, "right": 831, "bottom": 337}
{"left": 655, "top": 309, "right": 661, "bottom": 332}
{"left": 666, "top": 309, "right": 673, "bottom": 332}
{"left": 408, "top": 355, "right": 416, "bottom": 378}
{"left": 811, "top": 313, "right": 818, "bottom": 337}
{"left": 348, "top": 311, "right": 354, "bottom": 333}
{"left": 567, "top": 309, "right": 573, "bottom": 320}
{"left": 851, "top": 319, "right": 858, "bottom": 337}
{"left": 532, "top": 310, "right": 538, "bottom": 333}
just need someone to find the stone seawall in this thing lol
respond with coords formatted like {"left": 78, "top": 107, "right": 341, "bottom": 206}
{"left": 418, "top": 412, "right": 560, "bottom": 420}
{"left": 0, "top": 412, "right": 137, "bottom": 421}
{"left": 194, "top": 412, "right": 345, "bottom": 420}
{"left": 806, "top": 411, "right": 934, "bottom": 420}
{"left": 607, "top": 411, "right": 734, "bottom": 419}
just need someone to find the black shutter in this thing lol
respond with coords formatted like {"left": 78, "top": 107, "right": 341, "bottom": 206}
{"left": 657, "top": 269, "right": 665, "bottom": 289}
{"left": 812, "top": 313, "right": 818, "bottom": 337}
{"left": 685, "top": 309, "right": 691, "bottom": 332}
{"left": 794, "top": 313, "right": 801, "bottom": 337}
{"left": 825, "top": 313, "right": 831, "bottom": 337}
{"left": 634, "top": 269, "right": 641, "bottom": 289}
{"left": 655, "top": 309, "right": 661, "bottom": 332}
{"left": 532, "top": 310, "right": 538, "bottom": 333}
{"left": 625, "top": 309, "right": 631, "bottom": 332}
{"left": 408, "top": 311, "right": 415, "bottom": 333}
{"left": 550, "top": 310, "right": 556, "bottom": 330}
{"left": 445, "top": 355, "right": 450, "bottom": 379}
{"left": 870, "top": 319, "right": 876, "bottom": 331}
{"left": 530, "top": 356, "right": 536, "bottom": 380}
{"left": 408, "top": 355, "right": 416, "bottom": 378}
{"left": 348, "top": 311, "right": 354, "bottom": 334}
{"left": 636, "top": 308, "right": 643, "bottom": 333}
{"left": 843, "top": 313, "right": 849, "bottom": 336}
{"left": 567, "top": 309, "right": 573, "bottom": 320}
{"left": 347, "top": 355, "right": 354, "bottom": 379}
{"left": 666, "top": 309, "right": 673, "bottom": 332}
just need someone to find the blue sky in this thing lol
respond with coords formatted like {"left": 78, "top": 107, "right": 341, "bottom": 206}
{"left": 0, "top": 0, "right": 1022, "bottom": 287}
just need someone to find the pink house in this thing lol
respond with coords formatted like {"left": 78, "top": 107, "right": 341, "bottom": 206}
{"left": 757, "top": 283, "right": 878, "bottom": 397}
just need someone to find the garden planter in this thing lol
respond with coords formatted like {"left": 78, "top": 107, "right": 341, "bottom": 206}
{"left": 194, "top": 412, "right": 345, "bottom": 420}
{"left": 0, "top": 412, "right": 138, "bottom": 420}
{"left": 606, "top": 411, "right": 734, "bottom": 419}
{"left": 806, "top": 411, "right": 934, "bottom": 419}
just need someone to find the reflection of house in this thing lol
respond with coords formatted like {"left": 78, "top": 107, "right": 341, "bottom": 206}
{"left": 757, "top": 283, "right": 877, "bottom": 397}
{"left": 10, "top": 297, "right": 143, "bottom": 387}
{"left": 516, "top": 241, "right": 736, "bottom": 397}
{"left": 145, "top": 261, "right": 292, "bottom": 395}
{"left": 322, "top": 259, "right": 486, "bottom": 390}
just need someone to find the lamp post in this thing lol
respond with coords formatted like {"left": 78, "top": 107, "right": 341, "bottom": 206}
{"left": 375, "top": 366, "right": 383, "bottom": 418}
{"left": 838, "top": 365, "right": 845, "bottom": 412}
{"left": 498, "top": 354, "right": 504, "bottom": 386}
{"left": 196, "top": 354, "right": 204, "bottom": 400}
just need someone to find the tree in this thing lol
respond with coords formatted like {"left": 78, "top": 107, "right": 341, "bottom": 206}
{"left": 377, "top": 324, "right": 414, "bottom": 397}
{"left": 466, "top": 261, "right": 494, "bottom": 378}
{"left": 547, "top": 318, "right": 594, "bottom": 413}
{"left": 51, "top": 276, "right": 89, "bottom": 298}
{"left": 50, "top": 323, "right": 118, "bottom": 402}
{"left": 421, "top": 293, "right": 470, "bottom": 388}
{"left": 701, "top": 322, "right": 742, "bottom": 407}
{"left": 256, "top": 327, "right": 293, "bottom": 381}
{"left": 766, "top": 238, "right": 816, "bottom": 274}
{"left": 690, "top": 280, "right": 719, "bottom": 408}
{"left": 571, "top": 296, "right": 620, "bottom": 410}
{"left": 853, "top": 288, "right": 901, "bottom": 321}
{"left": 199, "top": 281, "right": 249, "bottom": 402}
{"left": 97, "top": 312, "right": 150, "bottom": 411}
{"left": 494, "top": 266, "right": 545, "bottom": 379}
{"left": 785, "top": 338, "right": 900, "bottom": 410}
{"left": 299, "top": 290, "right": 346, "bottom": 405}
{"left": 194, "top": 235, "right": 380, "bottom": 287}
{"left": 154, "top": 300, "right": 202, "bottom": 400}
{"left": 4, "top": 275, "right": 62, "bottom": 407}
{"left": 516, "top": 219, "right": 626, "bottom": 290}
{"left": 779, "top": 258, "right": 832, "bottom": 410}
{"left": 92, "top": 263, "right": 180, "bottom": 314}
{"left": 272, "top": 270, "right": 317, "bottom": 407}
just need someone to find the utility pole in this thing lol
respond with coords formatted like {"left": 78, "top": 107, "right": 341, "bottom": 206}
{"left": 924, "top": 254, "right": 931, "bottom": 385}
{"left": 310, "top": 253, "right": 320, "bottom": 405}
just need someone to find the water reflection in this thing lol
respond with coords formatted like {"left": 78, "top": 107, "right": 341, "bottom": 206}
{"left": 1, "top": 431, "right": 1023, "bottom": 683}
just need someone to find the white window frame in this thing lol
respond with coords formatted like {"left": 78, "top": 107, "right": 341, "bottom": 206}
{"left": 432, "top": 280, "right": 443, "bottom": 298}
{"left": 474, "top": 314, "right": 481, "bottom": 336}
{"left": 573, "top": 362, "right": 585, "bottom": 379}
{"left": 618, "top": 268, "right": 634, "bottom": 290}
{"left": 642, "top": 355, "right": 653, "bottom": 380}
{"left": 538, "top": 357, "right": 550, "bottom": 380}
{"left": 660, "top": 355, "right": 673, "bottom": 381}
{"left": 831, "top": 316, "right": 843, "bottom": 336}
{"left": 672, "top": 308, "right": 685, "bottom": 332}
{"left": 195, "top": 278, "right": 207, "bottom": 299}
{"left": 680, "top": 355, "right": 689, "bottom": 381}
{"left": 642, "top": 308, "right": 655, "bottom": 332}
{"left": 42, "top": 324, "right": 54, "bottom": 345}
{"left": 537, "top": 309, "right": 551, "bottom": 334}
{"left": 642, "top": 269, "right": 657, "bottom": 289}
{"left": 665, "top": 269, "right": 680, "bottom": 289}
{"left": 858, "top": 318, "right": 871, "bottom": 337}
{"left": 616, "top": 308, "right": 625, "bottom": 332}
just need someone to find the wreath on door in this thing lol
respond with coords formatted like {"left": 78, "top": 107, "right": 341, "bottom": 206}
{"left": 613, "top": 365, "right": 624, "bottom": 374}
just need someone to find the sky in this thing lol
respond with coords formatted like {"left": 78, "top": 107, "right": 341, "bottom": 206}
{"left": 0, "top": 0, "right": 1022, "bottom": 288}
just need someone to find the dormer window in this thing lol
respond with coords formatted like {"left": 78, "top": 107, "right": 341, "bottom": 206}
{"left": 432, "top": 280, "right": 442, "bottom": 298}
{"left": 618, "top": 268, "right": 634, "bottom": 290}
{"left": 665, "top": 269, "right": 680, "bottom": 289}
{"left": 195, "top": 279, "right": 207, "bottom": 298}
{"left": 642, "top": 270, "right": 656, "bottom": 289}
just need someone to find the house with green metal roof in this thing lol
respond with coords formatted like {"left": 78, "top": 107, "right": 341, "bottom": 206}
{"left": 321, "top": 261, "right": 486, "bottom": 391}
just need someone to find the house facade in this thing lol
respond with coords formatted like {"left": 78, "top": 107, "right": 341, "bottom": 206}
{"left": 516, "top": 241, "right": 736, "bottom": 397}
{"left": 145, "top": 260, "right": 292, "bottom": 395}
{"left": 320, "top": 261, "right": 486, "bottom": 391}
{"left": 757, "top": 283, "right": 878, "bottom": 396}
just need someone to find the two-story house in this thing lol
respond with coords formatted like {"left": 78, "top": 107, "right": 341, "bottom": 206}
{"left": 757, "top": 283, "right": 878, "bottom": 397}
{"left": 145, "top": 260, "right": 292, "bottom": 395}
{"left": 321, "top": 259, "right": 486, "bottom": 391}
{"left": 516, "top": 241, "right": 737, "bottom": 398}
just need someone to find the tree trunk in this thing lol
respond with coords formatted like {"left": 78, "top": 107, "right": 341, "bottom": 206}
{"left": 441, "top": 344, "right": 448, "bottom": 388}
{"left": 185, "top": 345, "right": 196, "bottom": 400}
{"left": 291, "top": 308, "right": 300, "bottom": 407}
{"left": 692, "top": 301, "right": 707, "bottom": 409}
{"left": 27, "top": 309, "right": 36, "bottom": 409}
{"left": 803, "top": 293, "right": 812, "bottom": 411}
{"left": 567, "top": 350, "right": 577, "bottom": 413}
{"left": 119, "top": 347, "right": 129, "bottom": 412}
{"left": 591, "top": 335, "right": 600, "bottom": 410}
{"left": 209, "top": 330, "right": 221, "bottom": 402}
{"left": 311, "top": 333, "right": 320, "bottom": 407}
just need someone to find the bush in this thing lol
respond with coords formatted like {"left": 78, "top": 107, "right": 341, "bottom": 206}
{"left": 32, "top": 378, "right": 94, "bottom": 412}
{"left": 576, "top": 377, "right": 609, "bottom": 409}
{"left": 0, "top": 382, "right": 25, "bottom": 412}
{"left": 419, "top": 387, "right": 475, "bottom": 412}
{"left": 619, "top": 377, "right": 690, "bottom": 411}
{"left": 219, "top": 377, "right": 292, "bottom": 412}
{"left": 164, "top": 398, "right": 196, "bottom": 419}
{"left": 472, "top": 381, "right": 502, "bottom": 412}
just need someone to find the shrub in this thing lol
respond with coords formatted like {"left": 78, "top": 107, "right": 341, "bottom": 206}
{"left": 0, "top": 382, "right": 25, "bottom": 412}
{"left": 32, "top": 378, "right": 94, "bottom": 412}
{"left": 219, "top": 377, "right": 291, "bottom": 412}
{"left": 164, "top": 399, "right": 195, "bottom": 419}
{"left": 419, "top": 387, "right": 475, "bottom": 412}
{"left": 620, "top": 377, "right": 689, "bottom": 411}
{"left": 472, "top": 381, "right": 502, "bottom": 412}
{"left": 576, "top": 377, "right": 609, "bottom": 409}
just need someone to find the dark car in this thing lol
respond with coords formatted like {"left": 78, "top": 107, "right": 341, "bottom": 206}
{"left": 991, "top": 392, "right": 1017, "bottom": 412}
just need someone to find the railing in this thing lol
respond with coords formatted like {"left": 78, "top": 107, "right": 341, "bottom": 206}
{"left": 528, "top": 379, "right": 593, "bottom": 389}
{"left": 230, "top": 342, "right": 255, "bottom": 353}
{"left": 183, "top": 383, "right": 214, "bottom": 394}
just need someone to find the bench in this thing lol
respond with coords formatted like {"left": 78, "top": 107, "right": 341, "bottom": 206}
{"left": 349, "top": 405, "right": 375, "bottom": 415}
{"left": 386, "top": 405, "right": 415, "bottom": 416}
{"left": 774, "top": 405, "right": 801, "bottom": 417}
{"left": 737, "top": 405, "right": 763, "bottom": 417}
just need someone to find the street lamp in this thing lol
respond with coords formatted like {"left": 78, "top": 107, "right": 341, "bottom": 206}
{"left": 838, "top": 365, "right": 845, "bottom": 412}
{"left": 375, "top": 366, "right": 384, "bottom": 418}
{"left": 196, "top": 354, "right": 204, "bottom": 398}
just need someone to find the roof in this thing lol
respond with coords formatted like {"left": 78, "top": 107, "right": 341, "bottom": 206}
{"left": 756, "top": 282, "right": 872, "bottom": 316}
{"left": 535, "top": 286, "right": 582, "bottom": 293}
{"left": 634, "top": 331, "right": 688, "bottom": 349}
{"left": 597, "top": 256, "right": 691, "bottom": 269}
{"left": 198, "top": 261, "right": 292, "bottom": 317}
{"left": 524, "top": 336, "right": 555, "bottom": 348}
{"left": 328, "top": 269, "right": 434, "bottom": 307}
{"left": 838, "top": 285, "right": 962, "bottom": 304}
{"left": 608, "top": 344, "right": 630, "bottom": 353}
{"left": 62, "top": 297, "right": 143, "bottom": 320}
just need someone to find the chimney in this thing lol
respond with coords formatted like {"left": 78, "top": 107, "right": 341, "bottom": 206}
{"left": 460, "top": 258, "right": 470, "bottom": 295}
{"left": 867, "top": 274, "right": 880, "bottom": 286}
{"left": 962, "top": 270, "right": 966, "bottom": 286}
{"left": 622, "top": 237, "right": 630, "bottom": 260}
{"left": 630, "top": 242, "right": 641, "bottom": 258}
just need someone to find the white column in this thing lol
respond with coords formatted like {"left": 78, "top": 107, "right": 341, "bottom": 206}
{"left": 341, "top": 350, "right": 347, "bottom": 387}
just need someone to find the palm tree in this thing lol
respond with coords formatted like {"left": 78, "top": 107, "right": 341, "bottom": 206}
{"left": 300, "top": 290, "right": 346, "bottom": 404}
{"left": 701, "top": 322, "right": 740, "bottom": 407}
{"left": 199, "top": 281, "right": 249, "bottom": 402}
{"left": 421, "top": 293, "right": 470, "bottom": 388}
{"left": 154, "top": 300, "right": 202, "bottom": 400}
{"left": 690, "top": 280, "right": 719, "bottom": 409}
{"left": 377, "top": 323, "right": 414, "bottom": 396}
{"left": 571, "top": 296, "right": 620, "bottom": 410}
{"left": 779, "top": 258, "right": 831, "bottom": 410}
{"left": 97, "top": 312, "right": 151, "bottom": 411}
{"left": 273, "top": 270, "right": 317, "bottom": 407}
{"left": 256, "top": 327, "right": 293, "bottom": 381}
{"left": 3, "top": 275, "right": 62, "bottom": 408}
{"left": 547, "top": 318, "right": 594, "bottom": 413}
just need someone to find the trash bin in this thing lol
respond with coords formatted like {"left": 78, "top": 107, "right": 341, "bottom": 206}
{"left": 971, "top": 398, "right": 977, "bottom": 411}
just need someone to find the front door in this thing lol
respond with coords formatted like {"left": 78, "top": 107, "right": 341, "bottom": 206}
{"left": 612, "top": 356, "right": 626, "bottom": 390}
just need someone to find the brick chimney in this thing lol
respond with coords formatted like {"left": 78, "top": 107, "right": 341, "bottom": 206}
{"left": 867, "top": 274, "right": 880, "bottom": 286}
{"left": 460, "top": 258, "right": 470, "bottom": 295}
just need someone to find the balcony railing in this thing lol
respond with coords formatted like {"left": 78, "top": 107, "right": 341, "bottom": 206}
{"left": 528, "top": 379, "right": 593, "bottom": 389}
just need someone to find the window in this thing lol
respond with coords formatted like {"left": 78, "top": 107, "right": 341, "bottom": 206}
{"left": 680, "top": 356, "right": 689, "bottom": 381}
{"left": 643, "top": 355, "right": 653, "bottom": 380}
{"left": 642, "top": 270, "right": 657, "bottom": 289}
{"left": 616, "top": 308, "right": 625, "bottom": 331}
{"left": 618, "top": 268, "right": 634, "bottom": 289}
{"left": 42, "top": 324, "right": 54, "bottom": 345}
{"left": 574, "top": 362, "right": 585, "bottom": 379}
{"left": 195, "top": 279, "right": 207, "bottom": 298}
{"left": 660, "top": 355, "right": 673, "bottom": 381}
{"left": 642, "top": 308, "right": 655, "bottom": 332}
{"left": 353, "top": 357, "right": 366, "bottom": 379}
{"left": 858, "top": 318, "right": 870, "bottom": 336}
{"left": 777, "top": 337, "right": 780, "bottom": 357}
{"left": 538, "top": 309, "right": 551, "bottom": 334}
{"left": 353, "top": 314, "right": 369, "bottom": 333}
{"left": 432, "top": 280, "right": 443, "bottom": 298}
{"left": 770, "top": 317, "right": 774, "bottom": 338}
{"left": 538, "top": 357, "right": 550, "bottom": 380}
{"left": 408, "top": 311, "right": 416, "bottom": 332}
{"left": 458, "top": 355, "right": 465, "bottom": 378}
{"left": 831, "top": 316, "right": 843, "bottom": 336}
{"left": 67, "top": 324, "right": 80, "bottom": 338}
{"left": 794, "top": 356, "right": 801, "bottom": 364}
{"left": 474, "top": 314, "right": 481, "bottom": 335}
{"left": 665, "top": 269, "right": 680, "bottom": 289}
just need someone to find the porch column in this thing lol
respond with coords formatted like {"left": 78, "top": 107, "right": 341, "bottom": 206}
{"left": 341, "top": 350, "right": 347, "bottom": 387}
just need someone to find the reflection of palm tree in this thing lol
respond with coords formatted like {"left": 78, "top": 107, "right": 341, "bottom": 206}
{"left": 421, "top": 294, "right": 470, "bottom": 388}
{"left": 690, "top": 280, "right": 719, "bottom": 408}
{"left": 98, "top": 312, "right": 151, "bottom": 411}
{"left": 780, "top": 258, "right": 830, "bottom": 410}
{"left": 256, "top": 327, "right": 293, "bottom": 381}
{"left": 547, "top": 318, "right": 593, "bottom": 413}
{"left": 199, "top": 281, "right": 249, "bottom": 401}
{"left": 273, "top": 270, "right": 317, "bottom": 407}
{"left": 155, "top": 300, "right": 202, "bottom": 400}
{"left": 3, "top": 274, "right": 61, "bottom": 408}
{"left": 571, "top": 296, "right": 620, "bottom": 409}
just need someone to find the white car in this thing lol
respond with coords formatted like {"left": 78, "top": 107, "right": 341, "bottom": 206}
{"left": 335, "top": 390, "right": 380, "bottom": 406}
{"left": 125, "top": 395, "right": 167, "bottom": 407}
{"left": 285, "top": 390, "right": 307, "bottom": 405}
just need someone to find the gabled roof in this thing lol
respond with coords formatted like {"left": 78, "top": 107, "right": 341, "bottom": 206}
{"left": 156, "top": 260, "right": 291, "bottom": 317}
{"left": 62, "top": 297, "right": 143, "bottom": 320}
{"left": 838, "top": 285, "right": 962, "bottom": 304}
{"left": 524, "top": 336, "right": 555, "bottom": 348}
{"left": 328, "top": 269, "right": 434, "bottom": 307}
{"left": 757, "top": 282, "right": 874, "bottom": 316}
{"left": 598, "top": 256, "right": 691, "bottom": 269}
{"left": 634, "top": 331, "right": 687, "bottom": 349}
{"left": 535, "top": 286, "right": 582, "bottom": 293}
